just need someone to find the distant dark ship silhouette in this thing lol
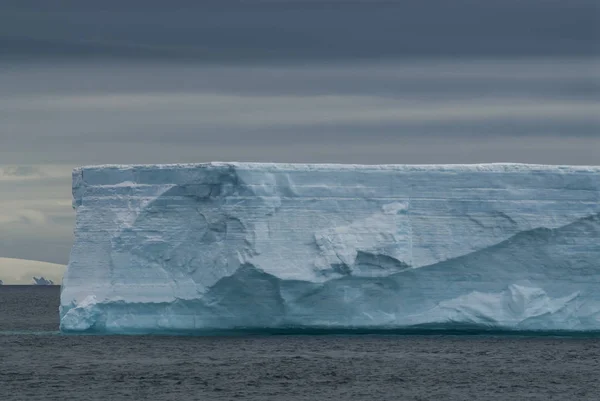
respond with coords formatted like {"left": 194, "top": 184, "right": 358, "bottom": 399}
{"left": 33, "top": 277, "right": 54, "bottom": 285}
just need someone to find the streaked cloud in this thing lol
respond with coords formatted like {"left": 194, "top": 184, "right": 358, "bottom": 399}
{"left": 5, "top": 94, "right": 598, "bottom": 127}
{"left": 0, "top": 59, "right": 598, "bottom": 166}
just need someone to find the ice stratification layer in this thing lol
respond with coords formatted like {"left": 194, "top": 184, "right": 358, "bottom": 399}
{"left": 60, "top": 163, "right": 600, "bottom": 333}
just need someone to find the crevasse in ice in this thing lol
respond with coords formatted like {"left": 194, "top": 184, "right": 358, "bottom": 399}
{"left": 60, "top": 163, "right": 600, "bottom": 333}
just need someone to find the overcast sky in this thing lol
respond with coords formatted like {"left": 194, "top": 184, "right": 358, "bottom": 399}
{"left": 0, "top": 0, "right": 598, "bottom": 279}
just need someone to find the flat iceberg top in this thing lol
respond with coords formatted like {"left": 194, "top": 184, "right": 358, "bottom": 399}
{"left": 61, "top": 161, "right": 600, "bottom": 334}
{"left": 77, "top": 162, "right": 600, "bottom": 174}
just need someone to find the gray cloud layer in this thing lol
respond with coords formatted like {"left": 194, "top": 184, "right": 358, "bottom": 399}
{"left": 1, "top": 0, "right": 598, "bottom": 61}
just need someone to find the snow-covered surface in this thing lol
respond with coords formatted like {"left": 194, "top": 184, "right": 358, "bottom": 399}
{"left": 60, "top": 163, "right": 600, "bottom": 333}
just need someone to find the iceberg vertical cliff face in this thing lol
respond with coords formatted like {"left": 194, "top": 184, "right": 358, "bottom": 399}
{"left": 60, "top": 163, "right": 600, "bottom": 333}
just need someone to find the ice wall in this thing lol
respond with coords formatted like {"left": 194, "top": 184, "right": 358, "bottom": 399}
{"left": 60, "top": 163, "right": 600, "bottom": 333}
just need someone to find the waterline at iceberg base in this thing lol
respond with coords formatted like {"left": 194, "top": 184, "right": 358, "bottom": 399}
{"left": 60, "top": 163, "right": 600, "bottom": 334}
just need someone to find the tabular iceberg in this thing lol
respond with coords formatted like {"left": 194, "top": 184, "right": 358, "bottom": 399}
{"left": 60, "top": 163, "right": 600, "bottom": 333}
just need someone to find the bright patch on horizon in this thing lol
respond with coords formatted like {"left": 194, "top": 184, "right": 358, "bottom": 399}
{"left": 0, "top": 257, "right": 65, "bottom": 285}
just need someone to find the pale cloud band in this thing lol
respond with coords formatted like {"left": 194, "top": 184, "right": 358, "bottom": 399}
{"left": 5, "top": 94, "right": 597, "bottom": 127}
{"left": 0, "top": 165, "right": 73, "bottom": 182}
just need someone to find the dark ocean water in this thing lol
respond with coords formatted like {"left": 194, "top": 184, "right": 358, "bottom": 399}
{"left": 1, "top": 286, "right": 600, "bottom": 401}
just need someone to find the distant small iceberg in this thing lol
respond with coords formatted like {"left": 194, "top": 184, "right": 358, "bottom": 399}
{"left": 0, "top": 279, "right": 3, "bottom": 285}
{"left": 33, "top": 277, "right": 55, "bottom": 285}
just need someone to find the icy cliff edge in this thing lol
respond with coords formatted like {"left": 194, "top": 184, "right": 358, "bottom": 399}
{"left": 61, "top": 163, "right": 600, "bottom": 333}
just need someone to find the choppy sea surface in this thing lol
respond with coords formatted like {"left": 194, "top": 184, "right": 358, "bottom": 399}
{"left": 1, "top": 286, "right": 600, "bottom": 401}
